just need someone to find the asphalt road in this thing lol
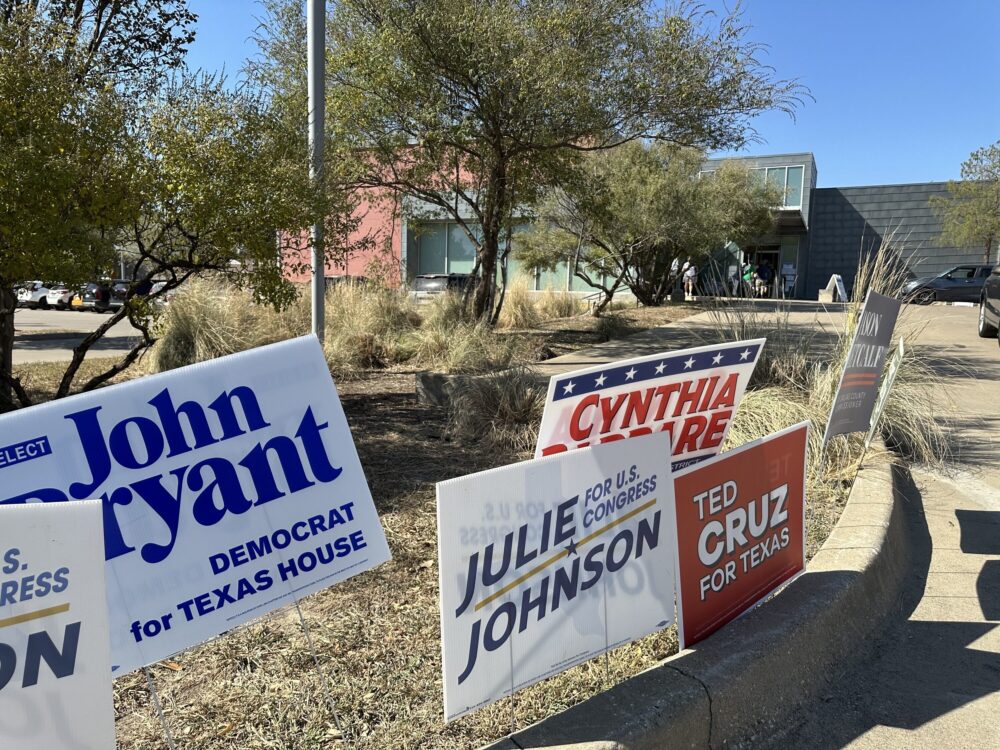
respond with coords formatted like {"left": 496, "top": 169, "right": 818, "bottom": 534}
{"left": 760, "top": 305, "right": 1000, "bottom": 749}
{"left": 13, "top": 306, "right": 140, "bottom": 364}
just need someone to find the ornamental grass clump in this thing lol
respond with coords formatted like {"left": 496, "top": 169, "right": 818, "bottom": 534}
{"left": 149, "top": 278, "right": 293, "bottom": 373}
{"left": 497, "top": 275, "right": 541, "bottom": 330}
{"left": 536, "top": 290, "right": 585, "bottom": 319}
{"left": 321, "top": 283, "right": 420, "bottom": 376}
{"left": 446, "top": 367, "right": 547, "bottom": 455}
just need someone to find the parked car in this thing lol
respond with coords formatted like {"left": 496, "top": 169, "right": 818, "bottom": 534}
{"left": 16, "top": 281, "right": 54, "bottom": 309}
{"left": 903, "top": 264, "right": 995, "bottom": 304}
{"left": 977, "top": 264, "right": 1000, "bottom": 345}
{"left": 45, "top": 284, "right": 76, "bottom": 309}
{"left": 409, "top": 273, "right": 472, "bottom": 300}
{"left": 79, "top": 280, "right": 128, "bottom": 312}
{"left": 76, "top": 282, "right": 101, "bottom": 310}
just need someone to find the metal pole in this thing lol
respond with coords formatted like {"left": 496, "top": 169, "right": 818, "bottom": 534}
{"left": 308, "top": 0, "right": 326, "bottom": 340}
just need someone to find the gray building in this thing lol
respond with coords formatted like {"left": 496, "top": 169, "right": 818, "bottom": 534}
{"left": 703, "top": 152, "right": 987, "bottom": 299}
{"left": 397, "top": 151, "right": 985, "bottom": 299}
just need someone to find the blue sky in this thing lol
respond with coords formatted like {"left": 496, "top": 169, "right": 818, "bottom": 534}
{"left": 185, "top": 0, "right": 1000, "bottom": 187}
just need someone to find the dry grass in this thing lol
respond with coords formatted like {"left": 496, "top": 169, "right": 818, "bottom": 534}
{"left": 446, "top": 367, "right": 547, "bottom": 454}
{"left": 497, "top": 276, "right": 542, "bottom": 330}
{"left": 593, "top": 313, "right": 635, "bottom": 342}
{"left": 11, "top": 299, "right": 712, "bottom": 750}
{"left": 536, "top": 290, "right": 585, "bottom": 319}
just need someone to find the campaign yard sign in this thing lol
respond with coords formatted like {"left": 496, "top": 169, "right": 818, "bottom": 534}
{"left": 864, "top": 338, "right": 905, "bottom": 454}
{"left": 438, "top": 433, "right": 676, "bottom": 721}
{"left": 534, "top": 340, "right": 765, "bottom": 471}
{"left": 823, "top": 290, "right": 901, "bottom": 445}
{"left": 673, "top": 422, "right": 808, "bottom": 649}
{"left": 0, "top": 501, "right": 116, "bottom": 750}
{"left": 0, "top": 336, "right": 391, "bottom": 675}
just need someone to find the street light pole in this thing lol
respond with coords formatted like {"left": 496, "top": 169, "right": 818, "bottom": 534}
{"left": 308, "top": 0, "right": 325, "bottom": 341}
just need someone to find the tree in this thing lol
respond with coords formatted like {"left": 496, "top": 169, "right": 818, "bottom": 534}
{"left": 1, "top": 0, "right": 196, "bottom": 87}
{"left": 35, "top": 74, "right": 323, "bottom": 405}
{"left": 932, "top": 141, "right": 1000, "bottom": 265}
{"left": 325, "top": 0, "right": 803, "bottom": 321}
{"left": 0, "top": 14, "right": 136, "bottom": 410}
{"left": 515, "top": 143, "right": 781, "bottom": 310}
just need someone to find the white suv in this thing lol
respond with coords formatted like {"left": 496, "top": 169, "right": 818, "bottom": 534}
{"left": 16, "top": 281, "right": 54, "bottom": 309}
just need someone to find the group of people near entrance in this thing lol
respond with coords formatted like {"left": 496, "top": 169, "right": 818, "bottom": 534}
{"left": 672, "top": 256, "right": 777, "bottom": 299}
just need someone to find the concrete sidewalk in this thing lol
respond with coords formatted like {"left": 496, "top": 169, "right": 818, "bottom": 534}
{"left": 760, "top": 305, "right": 1000, "bottom": 749}
{"left": 533, "top": 299, "right": 848, "bottom": 381}
{"left": 12, "top": 307, "right": 139, "bottom": 364}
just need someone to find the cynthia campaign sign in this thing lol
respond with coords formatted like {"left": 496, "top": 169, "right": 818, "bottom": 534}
{"left": 535, "top": 340, "right": 764, "bottom": 471}
{"left": 673, "top": 422, "right": 808, "bottom": 649}
{"left": 823, "top": 290, "right": 901, "bottom": 444}
{"left": 438, "top": 432, "right": 676, "bottom": 721}
{"left": 0, "top": 501, "right": 116, "bottom": 749}
{"left": 0, "top": 336, "right": 390, "bottom": 675}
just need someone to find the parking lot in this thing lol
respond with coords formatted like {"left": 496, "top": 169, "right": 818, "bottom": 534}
{"left": 13, "top": 307, "right": 140, "bottom": 364}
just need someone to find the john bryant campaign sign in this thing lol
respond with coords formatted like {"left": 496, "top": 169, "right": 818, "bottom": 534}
{"left": 0, "top": 501, "right": 116, "bottom": 750}
{"left": 0, "top": 336, "right": 390, "bottom": 675}
{"left": 437, "top": 432, "right": 676, "bottom": 721}
{"left": 534, "top": 340, "right": 764, "bottom": 471}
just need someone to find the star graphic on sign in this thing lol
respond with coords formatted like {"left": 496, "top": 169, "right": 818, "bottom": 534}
{"left": 594, "top": 373, "right": 607, "bottom": 387}
{"left": 655, "top": 361, "right": 666, "bottom": 374}
{"left": 712, "top": 352, "right": 724, "bottom": 365}
{"left": 625, "top": 367, "right": 637, "bottom": 380}
{"left": 564, "top": 538, "right": 579, "bottom": 556}
{"left": 563, "top": 380, "right": 576, "bottom": 394}
{"left": 683, "top": 356, "right": 696, "bottom": 369}
{"left": 739, "top": 348, "right": 752, "bottom": 361}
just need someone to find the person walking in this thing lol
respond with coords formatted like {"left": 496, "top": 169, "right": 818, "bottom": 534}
{"left": 683, "top": 261, "right": 698, "bottom": 299}
{"left": 754, "top": 259, "right": 774, "bottom": 298}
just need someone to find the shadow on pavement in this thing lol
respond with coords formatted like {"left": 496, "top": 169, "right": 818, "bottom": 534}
{"left": 763, "top": 465, "right": 1000, "bottom": 748}
{"left": 957, "top": 510, "right": 1000, "bottom": 555}
{"left": 13, "top": 334, "right": 140, "bottom": 352}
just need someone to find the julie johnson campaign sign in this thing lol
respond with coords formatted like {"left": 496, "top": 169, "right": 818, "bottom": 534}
{"left": 824, "top": 290, "right": 901, "bottom": 444}
{"left": 0, "top": 336, "right": 390, "bottom": 675}
{"left": 534, "top": 340, "right": 764, "bottom": 471}
{"left": 438, "top": 433, "right": 676, "bottom": 721}
{"left": 673, "top": 422, "right": 808, "bottom": 648}
{"left": 0, "top": 501, "right": 116, "bottom": 750}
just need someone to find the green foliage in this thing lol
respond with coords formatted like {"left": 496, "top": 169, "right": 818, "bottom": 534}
{"left": 322, "top": 0, "right": 803, "bottom": 319}
{"left": 0, "top": 15, "right": 134, "bottom": 288}
{"left": 932, "top": 140, "right": 1000, "bottom": 264}
{"left": 128, "top": 74, "right": 319, "bottom": 307}
{"left": 516, "top": 143, "right": 781, "bottom": 306}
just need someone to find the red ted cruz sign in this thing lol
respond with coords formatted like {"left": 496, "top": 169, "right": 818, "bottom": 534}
{"left": 673, "top": 422, "right": 808, "bottom": 648}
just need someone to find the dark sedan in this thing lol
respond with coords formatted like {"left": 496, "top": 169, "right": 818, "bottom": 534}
{"left": 977, "top": 264, "right": 1000, "bottom": 345}
{"left": 903, "top": 264, "right": 995, "bottom": 304}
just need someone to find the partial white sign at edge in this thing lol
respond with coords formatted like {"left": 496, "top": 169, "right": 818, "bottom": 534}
{"left": 0, "top": 501, "right": 116, "bottom": 750}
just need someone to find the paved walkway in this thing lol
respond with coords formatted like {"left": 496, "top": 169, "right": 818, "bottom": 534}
{"left": 536, "top": 301, "right": 1000, "bottom": 748}
{"left": 761, "top": 305, "right": 1000, "bottom": 749}
{"left": 13, "top": 308, "right": 138, "bottom": 364}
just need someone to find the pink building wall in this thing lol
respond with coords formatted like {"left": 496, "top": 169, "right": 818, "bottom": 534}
{"left": 283, "top": 188, "right": 403, "bottom": 287}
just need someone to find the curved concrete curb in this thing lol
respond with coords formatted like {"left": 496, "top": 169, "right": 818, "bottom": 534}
{"left": 483, "top": 453, "right": 908, "bottom": 750}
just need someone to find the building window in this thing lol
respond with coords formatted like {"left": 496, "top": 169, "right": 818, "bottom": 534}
{"left": 748, "top": 165, "right": 805, "bottom": 209}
